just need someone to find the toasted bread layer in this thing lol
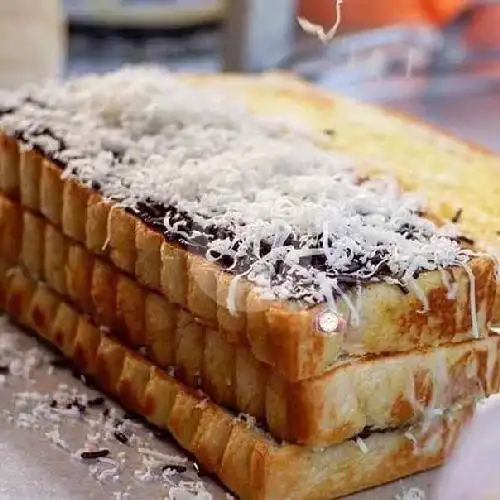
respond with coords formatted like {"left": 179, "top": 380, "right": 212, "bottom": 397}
{"left": 0, "top": 261, "right": 471, "bottom": 500}
{"left": 0, "top": 136, "right": 497, "bottom": 383}
{"left": 1, "top": 197, "right": 497, "bottom": 446}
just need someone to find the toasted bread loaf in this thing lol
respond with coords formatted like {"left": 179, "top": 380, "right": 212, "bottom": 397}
{"left": 0, "top": 261, "right": 472, "bottom": 500}
{"left": 0, "top": 135, "right": 496, "bottom": 384}
{"left": 1, "top": 196, "right": 497, "bottom": 446}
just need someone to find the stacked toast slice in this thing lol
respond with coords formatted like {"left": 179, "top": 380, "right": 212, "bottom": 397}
{"left": 1, "top": 195, "right": 498, "bottom": 448}
{"left": 0, "top": 68, "right": 499, "bottom": 499}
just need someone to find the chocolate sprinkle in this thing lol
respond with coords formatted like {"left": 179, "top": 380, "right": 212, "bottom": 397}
{"left": 451, "top": 208, "right": 463, "bottom": 224}
{"left": 80, "top": 449, "right": 110, "bottom": 460}
{"left": 0, "top": 366, "right": 9, "bottom": 374}
{"left": 113, "top": 431, "right": 129, "bottom": 445}
{"left": 75, "top": 402, "right": 87, "bottom": 414}
{"left": 87, "top": 396, "right": 106, "bottom": 408}
{"left": 153, "top": 430, "right": 170, "bottom": 440}
{"left": 161, "top": 464, "right": 188, "bottom": 474}
{"left": 457, "top": 235, "right": 475, "bottom": 246}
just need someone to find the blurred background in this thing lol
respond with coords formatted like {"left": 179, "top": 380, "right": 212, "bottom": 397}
{"left": 1, "top": 0, "right": 499, "bottom": 150}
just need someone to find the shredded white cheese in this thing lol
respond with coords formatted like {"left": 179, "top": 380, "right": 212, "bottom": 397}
{"left": 461, "top": 261, "right": 480, "bottom": 338}
{"left": 297, "top": 0, "right": 343, "bottom": 43}
{"left": 404, "top": 431, "right": 417, "bottom": 445}
{"left": 355, "top": 436, "right": 369, "bottom": 454}
{"left": 226, "top": 274, "right": 241, "bottom": 317}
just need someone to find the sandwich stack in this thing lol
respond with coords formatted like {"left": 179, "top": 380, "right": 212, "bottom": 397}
{"left": 0, "top": 67, "right": 498, "bottom": 500}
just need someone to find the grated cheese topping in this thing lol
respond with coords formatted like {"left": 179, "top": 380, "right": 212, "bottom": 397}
{"left": 355, "top": 436, "right": 369, "bottom": 454}
{"left": 0, "top": 67, "right": 475, "bottom": 311}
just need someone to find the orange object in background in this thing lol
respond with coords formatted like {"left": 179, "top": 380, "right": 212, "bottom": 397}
{"left": 298, "top": 0, "right": 468, "bottom": 32}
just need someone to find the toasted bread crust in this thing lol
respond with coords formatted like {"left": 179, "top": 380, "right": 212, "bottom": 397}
{"left": 1, "top": 196, "right": 497, "bottom": 446}
{"left": 0, "top": 134, "right": 496, "bottom": 382}
{"left": 0, "top": 261, "right": 471, "bottom": 500}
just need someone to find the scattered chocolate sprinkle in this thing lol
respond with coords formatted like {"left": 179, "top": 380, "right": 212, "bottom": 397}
{"left": 451, "top": 208, "right": 463, "bottom": 224}
{"left": 0, "top": 366, "right": 9, "bottom": 374}
{"left": 152, "top": 430, "right": 170, "bottom": 440}
{"left": 49, "top": 400, "right": 58, "bottom": 408}
{"left": 25, "top": 97, "right": 48, "bottom": 109}
{"left": 0, "top": 106, "right": 15, "bottom": 115}
{"left": 102, "top": 408, "right": 111, "bottom": 418}
{"left": 63, "top": 399, "right": 86, "bottom": 414}
{"left": 161, "top": 464, "right": 187, "bottom": 474}
{"left": 113, "top": 431, "right": 129, "bottom": 445}
{"left": 87, "top": 396, "right": 106, "bottom": 408}
{"left": 323, "top": 128, "right": 335, "bottom": 136}
{"left": 74, "top": 402, "right": 87, "bottom": 414}
{"left": 80, "top": 449, "right": 110, "bottom": 460}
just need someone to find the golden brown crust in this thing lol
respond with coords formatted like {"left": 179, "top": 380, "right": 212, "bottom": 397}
{"left": 0, "top": 260, "right": 472, "bottom": 500}
{"left": 0, "top": 196, "right": 496, "bottom": 447}
{"left": 0, "top": 135, "right": 496, "bottom": 382}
